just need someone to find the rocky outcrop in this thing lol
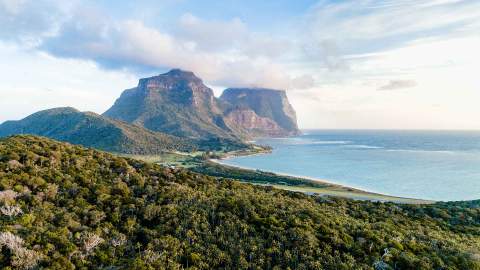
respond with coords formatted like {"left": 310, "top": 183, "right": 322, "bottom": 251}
{"left": 104, "top": 69, "right": 300, "bottom": 140}
{"left": 220, "top": 88, "right": 301, "bottom": 137}
{"left": 223, "top": 108, "right": 285, "bottom": 137}
{"left": 103, "top": 69, "right": 237, "bottom": 139}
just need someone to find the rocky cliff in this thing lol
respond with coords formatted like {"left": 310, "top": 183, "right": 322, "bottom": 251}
{"left": 220, "top": 88, "right": 301, "bottom": 137}
{"left": 103, "top": 69, "right": 237, "bottom": 139}
{"left": 103, "top": 69, "right": 300, "bottom": 140}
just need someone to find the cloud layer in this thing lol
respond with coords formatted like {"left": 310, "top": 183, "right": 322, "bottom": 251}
{"left": 2, "top": 0, "right": 479, "bottom": 91}
{"left": 0, "top": 1, "right": 308, "bottom": 89}
{"left": 378, "top": 80, "right": 417, "bottom": 91}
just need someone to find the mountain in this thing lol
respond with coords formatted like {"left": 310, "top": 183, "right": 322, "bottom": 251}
{"left": 0, "top": 107, "right": 194, "bottom": 154}
{"left": 103, "top": 69, "right": 301, "bottom": 140}
{"left": 103, "top": 69, "right": 238, "bottom": 139}
{"left": 220, "top": 88, "right": 301, "bottom": 137}
{"left": 0, "top": 135, "right": 478, "bottom": 269}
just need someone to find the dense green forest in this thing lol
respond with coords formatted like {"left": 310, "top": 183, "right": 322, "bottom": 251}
{"left": 0, "top": 135, "right": 479, "bottom": 269}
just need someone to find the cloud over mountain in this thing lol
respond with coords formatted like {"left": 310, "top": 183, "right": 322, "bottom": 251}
{"left": 0, "top": 1, "right": 308, "bottom": 90}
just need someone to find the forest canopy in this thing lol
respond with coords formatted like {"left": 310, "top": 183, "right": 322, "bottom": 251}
{"left": 0, "top": 135, "right": 478, "bottom": 269}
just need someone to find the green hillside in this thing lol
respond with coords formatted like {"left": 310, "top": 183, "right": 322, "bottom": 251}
{"left": 0, "top": 135, "right": 478, "bottom": 269}
{"left": 0, "top": 107, "right": 198, "bottom": 154}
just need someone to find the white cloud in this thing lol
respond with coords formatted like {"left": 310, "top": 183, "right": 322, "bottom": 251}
{"left": 176, "top": 13, "right": 292, "bottom": 58}
{"left": 0, "top": 0, "right": 60, "bottom": 44}
{"left": 307, "top": 0, "right": 480, "bottom": 43}
{"left": 302, "top": 40, "right": 349, "bottom": 71}
{"left": 37, "top": 7, "right": 307, "bottom": 90}
{"left": 378, "top": 80, "right": 417, "bottom": 91}
{"left": 0, "top": 42, "right": 136, "bottom": 123}
{"left": 177, "top": 13, "right": 248, "bottom": 51}
{"left": 0, "top": 1, "right": 310, "bottom": 91}
{"left": 290, "top": 74, "right": 315, "bottom": 89}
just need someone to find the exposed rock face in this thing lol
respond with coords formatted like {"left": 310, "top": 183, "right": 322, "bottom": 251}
{"left": 0, "top": 107, "right": 194, "bottom": 154}
{"left": 223, "top": 108, "right": 283, "bottom": 137}
{"left": 103, "top": 69, "right": 236, "bottom": 139}
{"left": 220, "top": 88, "right": 301, "bottom": 137}
{"left": 104, "top": 69, "right": 300, "bottom": 139}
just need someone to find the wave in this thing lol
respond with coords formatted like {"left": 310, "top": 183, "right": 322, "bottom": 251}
{"left": 281, "top": 140, "right": 352, "bottom": 145}
{"left": 312, "top": 140, "right": 352, "bottom": 145}
{"left": 344, "top": 144, "right": 384, "bottom": 149}
{"left": 386, "top": 149, "right": 456, "bottom": 154}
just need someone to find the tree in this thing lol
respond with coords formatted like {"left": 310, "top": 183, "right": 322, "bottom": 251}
{"left": 82, "top": 232, "right": 104, "bottom": 256}
{"left": 1, "top": 205, "right": 23, "bottom": 217}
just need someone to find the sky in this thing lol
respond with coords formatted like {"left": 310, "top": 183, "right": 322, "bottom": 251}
{"left": 1, "top": 0, "right": 479, "bottom": 129}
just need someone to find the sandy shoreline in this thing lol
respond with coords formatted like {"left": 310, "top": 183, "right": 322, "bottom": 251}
{"left": 210, "top": 153, "right": 434, "bottom": 204}
{"left": 210, "top": 158, "right": 343, "bottom": 187}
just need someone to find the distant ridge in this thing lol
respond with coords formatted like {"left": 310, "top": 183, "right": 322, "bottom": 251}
{"left": 0, "top": 107, "right": 194, "bottom": 154}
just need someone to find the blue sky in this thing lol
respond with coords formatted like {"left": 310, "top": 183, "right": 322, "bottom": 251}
{"left": 93, "top": 0, "right": 317, "bottom": 28}
{"left": 1, "top": 0, "right": 480, "bottom": 129}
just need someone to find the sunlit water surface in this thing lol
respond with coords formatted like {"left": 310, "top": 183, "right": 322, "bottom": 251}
{"left": 221, "top": 130, "right": 480, "bottom": 201}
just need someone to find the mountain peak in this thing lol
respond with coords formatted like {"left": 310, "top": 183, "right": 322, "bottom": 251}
{"left": 222, "top": 88, "right": 287, "bottom": 99}
{"left": 42, "top": 107, "right": 80, "bottom": 114}
{"left": 162, "top": 68, "right": 197, "bottom": 78}
{"left": 104, "top": 68, "right": 235, "bottom": 139}
{"left": 104, "top": 71, "right": 299, "bottom": 139}
{"left": 225, "top": 87, "right": 286, "bottom": 93}
{"left": 136, "top": 68, "right": 204, "bottom": 91}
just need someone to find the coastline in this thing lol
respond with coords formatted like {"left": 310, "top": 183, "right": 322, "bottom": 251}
{"left": 124, "top": 142, "right": 434, "bottom": 204}
{"left": 210, "top": 150, "right": 434, "bottom": 204}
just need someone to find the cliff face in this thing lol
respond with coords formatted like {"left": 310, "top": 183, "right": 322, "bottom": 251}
{"left": 223, "top": 108, "right": 283, "bottom": 137}
{"left": 104, "top": 69, "right": 300, "bottom": 140}
{"left": 104, "top": 69, "right": 236, "bottom": 139}
{"left": 220, "top": 88, "right": 301, "bottom": 137}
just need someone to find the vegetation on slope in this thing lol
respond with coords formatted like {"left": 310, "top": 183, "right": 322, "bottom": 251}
{"left": 0, "top": 107, "right": 194, "bottom": 154}
{"left": 193, "top": 161, "right": 333, "bottom": 188}
{"left": 0, "top": 107, "right": 251, "bottom": 155}
{"left": 0, "top": 135, "right": 478, "bottom": 269}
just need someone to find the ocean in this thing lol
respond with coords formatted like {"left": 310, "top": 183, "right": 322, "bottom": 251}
{"left": 221, "top": 130, "right": 480, "bottom": 201}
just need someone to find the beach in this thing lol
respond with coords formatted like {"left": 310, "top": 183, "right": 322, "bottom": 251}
{"left": 208, "top": 157, "right": 433, "bottom": 204}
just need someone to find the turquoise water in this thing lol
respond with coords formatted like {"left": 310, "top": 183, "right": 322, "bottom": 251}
{"left": 222, "top": 130, "right": 480, "bottom": 201}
